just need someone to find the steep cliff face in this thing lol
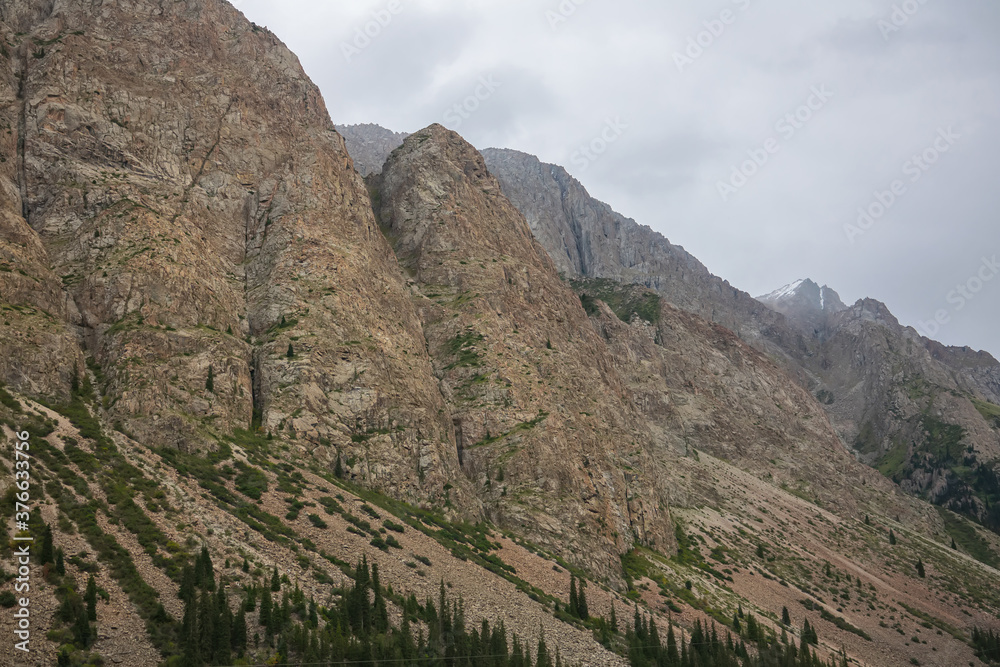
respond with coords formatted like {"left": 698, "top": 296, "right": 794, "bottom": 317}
{"left": 0, "top": 0, "right": 466, "bottom": 503}
{"left": 756, "top": 278, "right": 847, "bottom": 337}
{"left": 336, "top": 122, "right": 409, "bottom": 177}
{"left": 782, "top": 295, "right": 1000, "bottom": 528}
{"left": 573, "top": 280, "right": 938, "bottom": 529}
{"left": 373, "top": 125, "right": 676, "bottom": 573}
{"left": 479, "top": 148, "right": 811, "bottom": 366}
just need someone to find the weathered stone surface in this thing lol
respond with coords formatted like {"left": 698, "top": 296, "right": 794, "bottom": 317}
{"left": 0, "top": 0, "right": 467, "bottom": 504}
{"left": 374, "top": 125, "right": 676, "bottom": 575}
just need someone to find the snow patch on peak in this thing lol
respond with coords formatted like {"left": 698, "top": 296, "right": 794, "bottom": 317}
{"left": 820, "top": 287, "right": 825, "bottom": 311}
{"left": 759, "top": 279, "right": 806, "bottom": 302}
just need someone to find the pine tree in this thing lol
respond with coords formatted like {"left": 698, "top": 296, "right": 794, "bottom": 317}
{"left": 73, "top": 604, "right": 92, "bottom": 648}
{"left": 864, "top": 514, "right": 871, "bottom": 525}
{"left": 536, "top": 630, "right": 553, "bottom": 667}
{"left": 85, "top": 575, "right": 98, "bottom": 621}
{"left": 889, "top": 529, "right": 897, "bottom": 545}
{"left": 286, "top": 343, "right": 294, "bottom": 358}
{"left": 233, "top": 608, "right": 248, "bottom": 657}
{"left": 206, "top": 364, "right": 214, "bottom": 392}
{"left": 951, "top": 537, "right": 957, "bottom": 550}
{"left": 40, "top": 524, "right": 54, "bottom": 564}
{"left": 782, "top": 606, "right": 791, "bottom": 626}
{"left": 666, "top": 621, "right": 679, "bottom": 666}
{"left": 609, "top": 603, "right": 617, "bottom": 633}
{"left": 335, "top": 454, "right": 344, "bottom": 478}
{"left": 260, "top": 589, "right": 273, "bottom": 634}
{"left": 576, "top": 579, "right": 588, "bottom": 620}
{"left": 55, "top": 548, "right": 65, "bottom": 576}
{"left": 916, "top": 558, "right": 925, "bottom": 578}
{"left": 214, "top": 588, "right": 232, "bottom": 665}
{"left": 271, "top": 566, "right": 281, "bottom": 592}
{"left": 197, "top": 545, "right": 215, "bottom": 590}
{"left": 180, "top": 564, "right": 196, "bottom": 602}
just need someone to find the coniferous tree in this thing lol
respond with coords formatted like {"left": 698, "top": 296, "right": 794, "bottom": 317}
{"left": 206, "top": 364, "right": 214, "bottom": 392}
{"left": 889, "top": 529, "right": 897, "bottom": 545}
{"left": 271, "top": 566, "right": 281, "bottom": 592}
{"left": 73, "top": 604, "right": 92, "bottom": 648}
{"left": 951, "top": 537, "right": 958, "bottom": 550}
{"left": 55, "top": 548, "right": 65, "bottom": 576}
{"left": 180, "top": 564, "right": 196, "bottom": 602}
{"left": 40, "top": 524, "right": 54, "bottom": 564}
{"left": 536, "top": 630, "right": 552, "bottom": 667}
{"left": 229, "top": 606, "right": 245, "bottom": 657}
{"left": 260, "top": 589, "right": 273, "bottom": 634}
{"left": 666, "top": 621, "right": 679, "bottom": 666}
{"left": 782, "top": 606, "right": 791, "bottom": 626}
{"left": 576, "top": 579, "right": 588, "bottom": 620}
{"left": 286, "top": 342, "right": 294, "bottom": 358}
{"left": 85, "top": 575, "right": 98, "bottom": 621}
{"left": 214, "top": 587, "right": 232, "bottom": 666}
{"left": 916, "top": 558, "right": 926, "bottom": 578}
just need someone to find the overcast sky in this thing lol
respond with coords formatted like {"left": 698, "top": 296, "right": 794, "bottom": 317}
{"left": 237, "top": 0, "right": 1000, "bottom": 357}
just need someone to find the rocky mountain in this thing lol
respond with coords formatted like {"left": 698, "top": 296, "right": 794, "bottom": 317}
{"left": 336, "top": 123, "right": 409, "bottom": 177}
{"left": 757, "top": 279, "right": 847, "bottom": 336}
{"left": 2, "top": 3, "right": 1000, "bottom": 667}
{"left": 475, "top": 145, "right": 1000, "bottom": 539}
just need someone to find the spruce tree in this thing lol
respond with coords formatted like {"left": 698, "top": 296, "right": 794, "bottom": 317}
{"left": 916, "top": 558, "right": 925, "bottom": 578}
{"left": 286, "top": 343, "right": 294, "bottom": 358}
{"left": 85, "top": 575, "right": 98, "bottom": 621}
{"left": 73, "top": 604, "right": 92, "bottom": 648}
{"left": 889, "top": 529, "right": 897, "bottom": 545}
{"left": 55, "top": 548, "right": 65, "bottom": 576}
{"left": 40, "top": 524, "right": 54, "bottom": 564}
{"left": 576, "top": 579, "right": 588, "bottom": 620}
{"left": 271, "top": 566, "right": 281, "bottom": 592}
{"left": 260, "top": 589, "right": 273, "bottom": 634}
{"left": 536, "top": 630, "right": 552, "bottom": 667}
{"left": 782, "top": 606, "right": 791, "bottom": 626}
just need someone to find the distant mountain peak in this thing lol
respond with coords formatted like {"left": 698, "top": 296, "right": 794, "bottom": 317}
{"left": 758, "top": 278, "right": 846, "bottom": 315}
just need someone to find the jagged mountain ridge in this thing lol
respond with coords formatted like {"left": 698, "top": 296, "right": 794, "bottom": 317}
{"left": 337, "top": 124, "right": 1000, "bottom": 540}
{"left": 2, "top": 3, "right": 1000, "bottom": 667}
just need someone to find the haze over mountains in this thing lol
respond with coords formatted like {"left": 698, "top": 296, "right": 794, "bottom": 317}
{"left": 1, "top": 2, "right": 999, "bottom": 666}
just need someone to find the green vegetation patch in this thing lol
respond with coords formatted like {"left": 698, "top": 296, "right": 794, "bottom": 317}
{"left": 937, "top": 507, "right": 1000, "bottom": 569}
{"left": 571, "top": 278, "right": 662, "bottom": 325}
{"left": 919, "top": 415, "right": 966, "bottom": 465}
{"left": 972, "top": 398, "right": 1000, "bottom": 429}
{"left": 444, "top": 327, "right": 485, "bottom": 370}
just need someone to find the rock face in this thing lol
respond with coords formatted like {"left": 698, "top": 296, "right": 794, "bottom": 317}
{"left": 479, "top": 146, "right": 1000, "bottom": 533}
{"left": 336, "top": 123, "right": 408, "bottom": 177}
{"left": 479, "top": 148, "right": 809, "bottom": 364}
{"left": 4, "top": 7, "right": 1000, "bottom": 667}
{"left": 0, "top": 0, "right": 466, "bottom": 504}
{"left": 372, "top": 125, "right": 676, "bottom": 573}
{"left": 756, "top": 278, "right": 847, "bottom": 336}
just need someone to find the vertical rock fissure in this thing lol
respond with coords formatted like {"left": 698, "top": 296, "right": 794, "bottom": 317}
{"left": 453, "top": 417, "right": 465, "bottom": 467}
{"left": 16, "top": 44, "right": 29, "bottom": 221}
{"left": 170, "top": 96, "right": 234, "bottom": 225}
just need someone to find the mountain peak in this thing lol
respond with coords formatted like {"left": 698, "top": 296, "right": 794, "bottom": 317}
{"left": 758, "top": 278, "right": 846, "bottom": 314}
{"left": 756, "top": 278, "right": 846, "bottom": 334}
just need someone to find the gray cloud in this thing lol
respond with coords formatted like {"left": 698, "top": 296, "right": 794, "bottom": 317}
{"left": 239, "top": 0, "right": 1000, "bottom": 357}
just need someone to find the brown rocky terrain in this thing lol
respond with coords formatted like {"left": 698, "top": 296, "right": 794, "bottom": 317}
{"left": 1, "top": 1, "right": 1000, "bottom": 667}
